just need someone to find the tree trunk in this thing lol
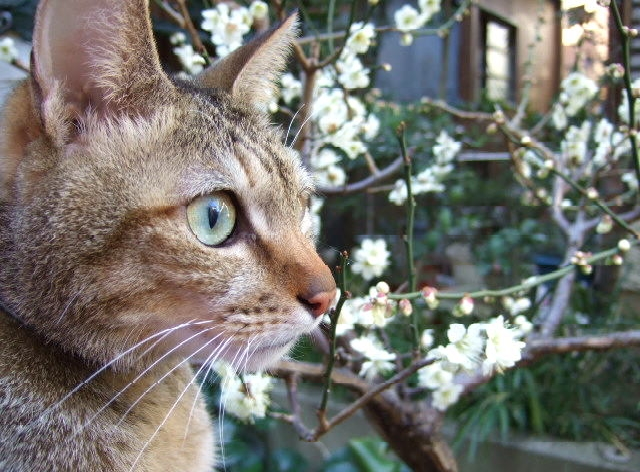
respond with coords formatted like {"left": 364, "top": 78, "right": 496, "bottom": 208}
{"left": 363, "top": 391, "right": 458, "bottom": 472}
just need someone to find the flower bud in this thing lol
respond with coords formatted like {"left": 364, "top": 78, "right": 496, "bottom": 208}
{"left": 453, "top": 295, "right": 474, "bottom": 317}
{"left": 400, "top": 33, "right": 414, "bottom": 46}
{"left": 586, "top": 187, "right": 599, "bottom": 200}
{"left": 596, "top": 215, "right": 612, "bottom": 234}
{"left": 376, "top": 281, "right": 390, "bottom": 294}
{"left": 399, "top": 299, "right": 413, "bottom": 316}
{"left": 421, "top": 286, "right": 439, "bottom": 310}
{"left": 618, "top": 239, "right": 631, "bottom": 252}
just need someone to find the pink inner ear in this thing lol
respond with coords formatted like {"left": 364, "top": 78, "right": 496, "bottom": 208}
{"left": 34, "top": 0, "right": 107, "bottom": 112}
{"left": 32, "top": 0, "right": 171, "bottom": 123}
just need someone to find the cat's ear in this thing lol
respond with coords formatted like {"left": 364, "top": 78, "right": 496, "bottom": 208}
{"left": 31, "top": 0, "right": 174, "bottom": 145}
{"left": 195, "top": 12, "right": 298, "bottom": 110}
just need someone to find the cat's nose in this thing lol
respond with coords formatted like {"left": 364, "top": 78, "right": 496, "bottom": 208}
{"left": 299, "top": 288, "right": 337, "bottom": 318}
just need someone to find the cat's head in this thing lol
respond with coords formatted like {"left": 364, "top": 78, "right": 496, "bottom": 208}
{"left": 0, "top": 0, "right": 336, "bottom": 372}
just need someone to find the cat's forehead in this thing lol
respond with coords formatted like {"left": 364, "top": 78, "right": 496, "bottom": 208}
{"left": 177, "top": 93, "right": 313, "bottom": 218}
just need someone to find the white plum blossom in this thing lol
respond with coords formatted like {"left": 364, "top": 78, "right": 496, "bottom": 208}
{"left": 417, "top": 361, "right": 453, "bottom": 390}
{"left": 419, "top": 0, "right": 442, "bottom": 20}
{"left": 394, "top": 5, "right": 426, "bottom": 32}
{"left": 361, "top": 113, "right": 381, "bottom": 140}
{"left": 433, "top": 130, "right": 461, "bottom": 164}
{"left": 351, "top": 238, "right": 391, "bottom": 281}
{"left": 280, "top": 72, "right": 302, "bottom": 104}
{"left": 594, "top": 118, "right": 614, "bottom": 143}
{"left": 331, "top": 294, "right": 369, "bottom": 335}
{"left": 328, "top": 122, "right": 369, "bottom": 159}
{"left": 560, "top": 121, "right": 591, "bottom": 168}
{"left": 551, "top": 103, "right": 568, "bottom": 130}
{"left": 0, "top": 37, "right": 18, "bottom": 64}
{"left": 622, "top": 171, "right": 639, "bottom": 191}
{"left": 362, "top": 284, "right": 396, "bottom": 326}
{"left": 560, "top": 71, "right": 598, "bottom": 116}
{"left": 249, "top": 1, "right": 268, "bottom": 20}
{"left": 388, "top": 179, "right": 409, "bottom": 206}
{"left": 513, "top": 315, "right": 534, "bottom": 336}
{"left": 421, "top": 286, "right": 439, "bottom": 309}
{"left": 453, "top": 295, "right": 474, "bottom": 317}
{"left": 218, "top": 366, "right": 273, "bottom": 423}
{"left": 310, "top": 147, "right": 341, "bottom": 169}
{"left": 315, "top": 165, "right": 347, "bottom": 187}
{"left": 389, "top": 131, "right": 460, "bottom": 205}
{"left": 309, "top": 146, "right": 347, "bottom": 187}
{"left": 309, "top": 196, "right": 324, "bottom": 237}
{"left": 502, "top": 296, "right": 531, "bottom": 316}
{"left": 482, "top": 316, "right": 526, "bottom": 374}
{"left": 420, "top": 329, "right": 435, "bottom": 349}
{"left": 431, "top": 323, "right": 484, "bottom": 372}
{"left": 336, "top": 53, "right": 371, "bottom": 89}
{"left": 432, "top": 382, "right": 464, "bottom": 411}
{"left": 618, "top": 77, "right": 640, "bottom": 123}
{"left": 350, "top": 334, "right": 396, "bottom": 380}
{"left": 173, "top": 44, "right": 206, "bottom": 75}
{"left": 170, "top": 32, "right": 187, "bottom": 45}
{"left": 201, "top": 3, "right": 252, "bottom": 57}
{"left": 345, "top": 22, "right": 376, "bottom": 54}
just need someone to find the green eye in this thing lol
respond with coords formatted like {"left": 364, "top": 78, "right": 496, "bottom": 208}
{"left": 187, "top": 193, "right": 236, "bottom": 246}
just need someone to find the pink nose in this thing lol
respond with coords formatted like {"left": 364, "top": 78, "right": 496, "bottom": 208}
{"left": 300, "top": 289, "right": 337, "bottom": 318}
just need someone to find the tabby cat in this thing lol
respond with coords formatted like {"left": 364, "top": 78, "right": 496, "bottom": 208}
{"left": 0, "top": 1, "right": 336, "bottom": 470}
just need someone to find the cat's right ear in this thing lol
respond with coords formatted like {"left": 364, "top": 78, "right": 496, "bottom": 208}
{"left": 195, "top": 12, "right": 298, "bottom": 110}
{"left": 30, "top": 0, "right": 175, "bottom": 146}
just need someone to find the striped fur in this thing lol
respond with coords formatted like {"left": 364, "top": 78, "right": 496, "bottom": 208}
{"left": 0, "top": 1, "right": 335, "bottom": 470}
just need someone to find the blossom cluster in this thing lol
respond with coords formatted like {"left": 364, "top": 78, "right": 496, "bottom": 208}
{"left": 201, "top": 1, "right": 268, "bottom": 58}
{"left": 346, "top": 310, "right": 531, "bottom": 410}
{"left": 351, "top": 238, "right": 391, "bottom": 281}
{"left": 216, "top": 362, "right": 273, "bottom": 423}
{"left": 394, "top": 0, "right": 442, "bottom": 45}
{"left": 170, "top": 32, "right": 206, "bottom": 75}
{"left": 389, "top": 131, "right": 461, "bottom": 205}
{"left": 279, "top": 21, "right": 382, "bottom": 189}
{"left": 551, "top": 71, "right": 599, "bottom": 130}
{"left": 419, "top": 316, "right": 530, "bottom": 410}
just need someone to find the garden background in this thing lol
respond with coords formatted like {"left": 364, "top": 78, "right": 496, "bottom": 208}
{"left": 1, "top": 0, "right": 640, "bottom": 471}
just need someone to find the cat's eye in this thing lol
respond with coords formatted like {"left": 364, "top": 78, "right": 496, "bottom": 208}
{"left": 187, "top": 193, "right": 236, "bottom": 246}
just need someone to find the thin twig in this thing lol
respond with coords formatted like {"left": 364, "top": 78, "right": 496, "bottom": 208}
{"left": 316, "top": 157, "right": 404, "bottom": 196}
{"left": 272, "top": 356, "right": 436, "bottom": 441}
{"left": 389, "top": 243, "right": 632, "bottom": 301}
{"left": 397, "top": 123, "right": 419, "bottom": 355}
{"left": 316, "top": 252, "right": 349, "bottom": 431}
{"left": 154, "top": 0, "right": 185, "bottom": 27}
{"left": 174, "top": 0, "right": 210, "bottom": 62}
{"left": 610, "top": 0, "right": 640, "bottom": 192}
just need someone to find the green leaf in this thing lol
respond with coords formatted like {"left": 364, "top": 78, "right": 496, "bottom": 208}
{"left": 268, "top": 449, "right": 309, "bottom": 472}
{"left": 348, "top": 438, "right": 400, "bottom": 472}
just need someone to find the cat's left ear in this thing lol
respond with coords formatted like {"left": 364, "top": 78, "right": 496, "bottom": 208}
{"left": 195, "top": 12, "right": 298, "bottom": 109}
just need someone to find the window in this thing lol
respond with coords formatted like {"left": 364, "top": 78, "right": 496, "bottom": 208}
{"left": 482, "top": 14, "right": 516, "bottom": 102}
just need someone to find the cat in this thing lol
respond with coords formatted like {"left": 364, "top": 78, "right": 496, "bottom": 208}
{"left": 0, "top": 1, "right": 337, "bottom": 470}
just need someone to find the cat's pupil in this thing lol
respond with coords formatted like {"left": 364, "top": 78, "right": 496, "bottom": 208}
{"left": 207, "top": 205, "right": 219, "bottom": 229}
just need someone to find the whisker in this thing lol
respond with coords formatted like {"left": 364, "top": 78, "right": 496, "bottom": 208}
{"left": 44, "top": 319, "right": 209, "bottom": 417}
{"left": 74, "top": 326, "right": 220, "bottom": 435}
{"left": 285, "top": 104, "right": 304, "bottom": 145}
{"left": 289, "top": 106, "right": 318, "bottom": 148}
{"left": 55, "top": 290, "right": 82, "bottom": 324}
{"left": 180, "top": 337, "right": 235, "bottom": 445}
{"left": 115, "top": 330, "right": 227, "bottom": 427}
{"left": 126, "top": 334, "right": 231, "bottom": 472}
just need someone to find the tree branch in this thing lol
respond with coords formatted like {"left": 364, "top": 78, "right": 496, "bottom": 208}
{"left": 316, "top": 157, "right": 403, "bottom": 196}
